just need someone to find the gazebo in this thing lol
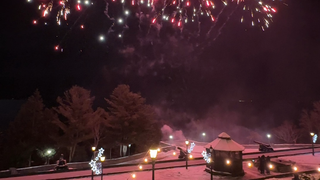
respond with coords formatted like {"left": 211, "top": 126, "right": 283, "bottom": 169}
{"left": 204, "top": 132, "right": 245, "bottom": 176}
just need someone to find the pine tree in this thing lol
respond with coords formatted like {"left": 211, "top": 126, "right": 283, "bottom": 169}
{"left": 53, "top": 86, "right": 106, "bottom": 162}
{"left": 105, "top": 84, "right": 162, "bottom": 156}
{"left": 5, "top": 89, "right": 55, "bottom": 167}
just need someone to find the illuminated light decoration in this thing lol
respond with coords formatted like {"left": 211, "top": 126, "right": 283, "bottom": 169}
{"left": 118, "top": 34, "right": 122, "bottom": 38}
{"left": 132, "top": 174, "right": 136, "bottom": 178}
{"left": 248, "top": 162, "right": 252, "bottom": 167}
{"left": 186, "top": 1, "right": 190, "bottom": 6}
{"left": 81, "top": 25, "right": 84, "bottom": 28}
{"left": 293, "top": 166, "right": 298, "bottom": 171}
{"left": 99, "top": 35, "right": 105, "bottom": 41}
{"left": 139, "top": 165, "right": 142, "bottom": 170}
{"left": 173, "top": 152, "right": 176, "bottom": 156}
{"left": 189, "top": 154, "right": 193, "bottom": 159}
{"left": 77, "top": 0, "right": 81, "bottom": 3}
{"left": 144, "top": 158, "right": 148, "bottom": 162}
{"left": 169, "top": 135, "right": 173, "bottom": 139}
{"left": 27, "top": 0, "right": 32, "bottom": 2}
{"left": 132, "top": 0, "right": 135, "bottom": 5}
{"left": 173, "top": 1, "right": 176, "bottom": 4}
{"left": 89, "top": 148, "right": 105, "bottom": 175}
{"left": 178, "top": 21, "right": 181, "bottom": 27}
{"left": 269, "top": 164, "right": 273, "bottom": 169}
{"left": 313, "top": 134, "right": 318, "bottom": 143}
{"left": 85, "top": 0, "right": 89, "bottom": 5}
{"left": 157, "top": 148, "right": 160, "bottom": 152}
{"left": 118, "top": 18, "right": 123, "bottom": 23}
{"left": 226, "top": 159, "right": 231, "bottom": 165}
{"left": 318, "top": 167, "right": 320, "bottom": 172}
{"left": 125, "top": 10, "right": 129, "bottom": 15}
{"left": 201, "top": 151, "right": 211, "bottom": 163}
{"left": 187, "top": 142, "right": 195, "bottom": 153}
{"left": 171, "top": 18, "right": 175, "bottom": 23}
{"left": 33, "top": 20, "right": 37, "bottom": 24}
{"left": 55, "top": 45, "right": 59, "bottom": 50}
{"left": 77, "top": 4, "right": 81, "bottom": 10}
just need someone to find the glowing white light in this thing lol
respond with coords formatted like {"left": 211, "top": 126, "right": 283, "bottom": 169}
{"left": 27, "top": 0, "right": 32, "bottom": 2}
{"left": 118, "top": 18, "right": 123, "bottom": 23}
{"left": 85, "top": 0, "right": 89, "bottom": 4}
{"left": 132, "top": 174, "right": 136, "bottom": 178}
{"left": 187, "top": 142, "right": 195, "bottom": 153}
{"left": 169, "top": 135, "right": 173, "bottom": 139}
{"left": 313, "top": 134, "right": 318, "bottom": 143}
{"left": 118, "top": 34, "right": 122, "bottom": 38}
{"left": 99, "top": 36, "right": 105, "bottom": 41}
{"left": 125, "top": 10, "right": 129, "bottom": 15}
{"left": 78, "top": 0, "right": 81, "bottom": 3}
{"left": 202, "top": 151, "right": 211, "bottom": 163}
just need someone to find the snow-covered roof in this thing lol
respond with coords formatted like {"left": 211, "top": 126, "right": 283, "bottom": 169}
{"left": 204, "top": 132, "right": 245, "bottom": 151}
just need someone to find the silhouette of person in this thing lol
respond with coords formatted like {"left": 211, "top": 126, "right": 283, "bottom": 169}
{"left": 266, "top": 156, "right": 271, "bottom": 174}
{"left": 257, "top": 156, "right": 261, "bottom": 172}
{"left": 260, "top": 155, "right": 265, "bottom": 174}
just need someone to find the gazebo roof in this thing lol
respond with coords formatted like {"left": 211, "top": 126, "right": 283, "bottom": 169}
{"left": 204, "top": 132, "right": 245, "bottom": 151}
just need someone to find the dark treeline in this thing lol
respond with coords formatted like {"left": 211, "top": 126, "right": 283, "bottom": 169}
{"left": 0, "top": 84, "right": 162, "bottom": 170}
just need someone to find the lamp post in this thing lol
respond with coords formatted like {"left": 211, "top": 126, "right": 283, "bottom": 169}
{"left": 310, "top": 132, "right": 315, "bottom": 156}
{"left": 128, "top": 144, "right": 131, "bottom": 156}
{"left": 91, "top": 146, "right": 96, "bottom": 180}
{"left": 185, "top": 140, "right": 189, "bottom": 169}
{"left": 100, "top": 156, "right": 105, "bottom": 180}
{"left": 46, "top": 150, "right": 52, "bottom": 164}
{"left": 209, "top": 146, "right": 213, "bottom": 180}
{"left": 267, "top": 134, "right": 271, "bottom": 144}
{"left": 150, "top": 149, "right": 158, "bottom": 180}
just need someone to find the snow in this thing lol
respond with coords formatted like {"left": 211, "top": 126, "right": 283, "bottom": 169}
{"left": 70, "top": 153, "right": 320, "bottom": 180}
{"left": 204, "top": 132, "right": 245, "bottom": 151}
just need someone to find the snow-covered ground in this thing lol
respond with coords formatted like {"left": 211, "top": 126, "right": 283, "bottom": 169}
{"left": 70, "top": 147, "right": 320, "bottom": 180}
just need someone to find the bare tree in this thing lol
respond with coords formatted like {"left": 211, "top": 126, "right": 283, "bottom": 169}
{"left": 299, "top": 101, "right": 320, "bottom": 135}
{"left": 273, "top": 121, "right": 302, "bottom": 144}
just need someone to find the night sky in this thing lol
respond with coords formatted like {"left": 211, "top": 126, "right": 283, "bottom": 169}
{"left": 1, "top": 0, "right": 320, "bottom": 135}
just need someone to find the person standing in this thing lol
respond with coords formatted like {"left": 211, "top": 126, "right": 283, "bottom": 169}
{"left": 260, "top": 155, "right": 265, "bottom": 174}
{"left": 266, "top": 156, "right": 271, "bottom": 175}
